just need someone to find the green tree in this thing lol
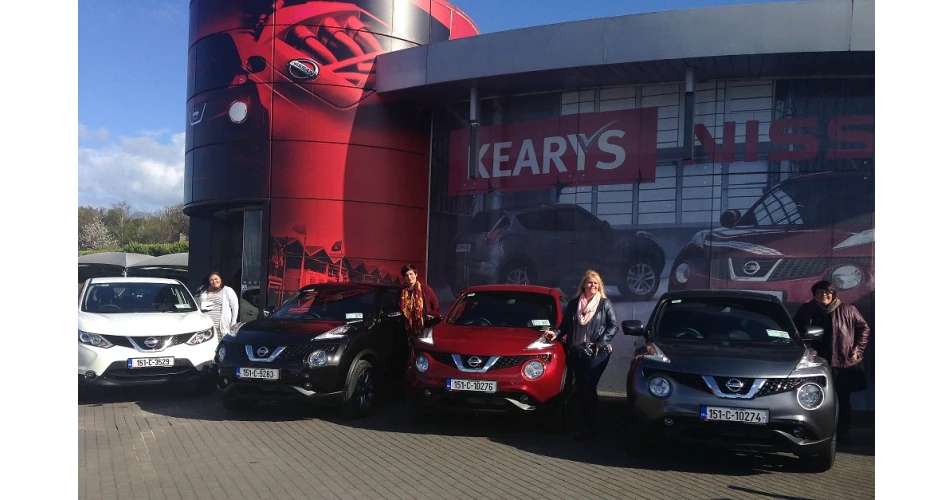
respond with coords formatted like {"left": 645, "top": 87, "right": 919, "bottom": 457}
{"left": 102, "top": 202, "right": 134, "bottom": 246}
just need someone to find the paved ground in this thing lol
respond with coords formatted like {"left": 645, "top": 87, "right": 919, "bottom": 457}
{"left": 79, "top": 385, "right": 874, "bottom": 500}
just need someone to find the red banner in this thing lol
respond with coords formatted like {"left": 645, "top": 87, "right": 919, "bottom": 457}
{"left": 448, "top": 108, "right": 658, "bottom": 195}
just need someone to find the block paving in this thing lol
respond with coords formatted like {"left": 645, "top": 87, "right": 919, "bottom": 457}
{"left": 79, "top": 386, "right": 874, "bottom": 500}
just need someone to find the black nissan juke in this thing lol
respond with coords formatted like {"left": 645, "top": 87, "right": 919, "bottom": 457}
{"left": 215, "top": 282, "right": 408, "bottom": 418}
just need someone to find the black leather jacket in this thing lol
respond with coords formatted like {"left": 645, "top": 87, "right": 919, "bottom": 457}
{"left": 555, "top": 296, "right": 618, "bottom": 350}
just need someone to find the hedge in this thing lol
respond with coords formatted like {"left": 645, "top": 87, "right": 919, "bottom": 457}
{"left": 78, "top": 241, "right": 189, "bottom": 257}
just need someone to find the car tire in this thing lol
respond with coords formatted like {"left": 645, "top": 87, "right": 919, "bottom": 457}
{"left": 498, "top": 260, "right": 536, "bottom": 286}
{"left": 220, "top": 394, "right": 256, "bottom": 412}
{"left": 619, "top": 258, "right": 661, "bottom": 301}
{"left": 340, "top": 359, "right": 375, "bottom": 419}
{"left": 801, "top": 435, "right": 836, "bottom": 472}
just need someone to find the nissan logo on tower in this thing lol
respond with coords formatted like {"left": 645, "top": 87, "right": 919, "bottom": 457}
{"left": 467, "top": 356, "right": 482, "bottom": 368}
{"left": 144, "top": 337, "right": 159, "bottom": 348}
{"left": 257, "top": 346, "right": 270, "bottom": 358}
{"left": 288, "top": 59, "right": 320, "bottom": 81}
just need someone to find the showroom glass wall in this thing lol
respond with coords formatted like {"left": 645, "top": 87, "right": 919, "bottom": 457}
{"left": 428, "top": 77, "right": 874, "bottom": 408}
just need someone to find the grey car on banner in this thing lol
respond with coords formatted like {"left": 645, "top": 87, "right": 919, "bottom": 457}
{"left": 449, "top": 204, "right": 665, "bottom": 301}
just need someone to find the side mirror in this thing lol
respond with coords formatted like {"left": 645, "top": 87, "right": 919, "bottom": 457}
{"left": 263, "top": 306, "right": 275, "bottom": 318}
{"left": 246, "top": 56, "right": 267, "bottom": 74}
{"left": 622, "top": 320, "right": 645, "bottom": 336}
{"left": 719, "top": 209, "right": 742, "bottom": 228}
{"left": 802, "top": 325, "right": 824, "bottom": 342}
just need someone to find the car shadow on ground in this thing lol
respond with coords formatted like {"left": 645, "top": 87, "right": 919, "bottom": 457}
{"left": 84, "top": 385, "right": 873, "bottom": 470}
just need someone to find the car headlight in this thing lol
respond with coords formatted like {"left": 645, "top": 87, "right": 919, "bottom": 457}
{"left": 217, "top": 345, "right": 226, "bottom": 362}
{"left": 229, "top": 100, "right": 249, "bottom": 124}
{"left": 186, "top": 328, "right": 215, "bottom": 345}
{"left": 522, "top": 360, "right": 545, "bottom": 380}
{"left": 414, "top": 354, "right": 429, "bottom": 373}
{"left": 794, "top": 349, "right": 823, "bottom": 371}
{"left": 648, "top": 376, "right": 671, "bottom": 398}
{"left": 797, "top": 383, "right": 823, "bottom": 410}
{"left": 831, "top": 265, "right": 863, "bottom": 290}
{"left": 644, "top": 344, "right": 671, "bottom": 363}
{"left": 78, "top": 330, "right": 113, "bottom": 349}
{"left": 524, "top": 335, "right": 552, "bottom": 350}
{"left": 307, "top": 350, "right": 328, "bottom": 368}
{"left": 311, "top": 325, "right": 350, "bottom": 341}
{"left": 674, "top": 262, "right": 691, "bottom": 284}
{"left": 418, "top": 327, "right": 434, "bottom": 345}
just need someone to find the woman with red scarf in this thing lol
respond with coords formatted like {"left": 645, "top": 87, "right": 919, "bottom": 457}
{"left": 399, "top": 264, "right": 440, "bottom": 345}
{"left": 544, "top": 269, "right": 617, "bottom": 440}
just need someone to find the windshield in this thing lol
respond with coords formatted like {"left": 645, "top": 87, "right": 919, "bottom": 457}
{"left": 273, "top": 287, "right": 377, "bottom": 322}
{"left": 446, "top": 291, "right": 558, "bottom": 328}
{"left": 654, "top": 297, "right": 797, "bottom": 344}
{"left": 81, "top": 282, "right": 197, "bottom": 314}
{"left": 737, "top": 174, "right": 874, "bottom": 227}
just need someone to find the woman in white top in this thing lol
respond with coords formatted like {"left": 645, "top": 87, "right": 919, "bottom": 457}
{"left": 195, "top": 271, "right": 239, "bottom": 341}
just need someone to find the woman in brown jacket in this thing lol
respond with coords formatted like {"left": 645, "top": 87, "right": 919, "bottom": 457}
{"left": 399, "top": 264, "right": 440, "bottom": 345}
{"left": 794, "top": 280, "right": 871, "bottom": 446}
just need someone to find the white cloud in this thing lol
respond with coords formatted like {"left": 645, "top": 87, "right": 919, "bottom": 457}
{"left": 78, "top": 124, "right": 110, "bottom": 142}
{"left": 78, "top": 127, "right": 185, "bottom": 213}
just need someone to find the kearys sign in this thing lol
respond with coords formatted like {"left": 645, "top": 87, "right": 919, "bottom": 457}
{"left": 448, "top": 108, "right": 659, "bottom": 195}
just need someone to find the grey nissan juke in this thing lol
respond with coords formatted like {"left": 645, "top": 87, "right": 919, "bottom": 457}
{"left": 621, "top": 290, "right": 837, "bottom": 472}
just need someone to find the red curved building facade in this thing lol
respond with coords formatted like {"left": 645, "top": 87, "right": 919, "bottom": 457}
{"left": 185, "top": 0, "right": 478, "bottom": 304}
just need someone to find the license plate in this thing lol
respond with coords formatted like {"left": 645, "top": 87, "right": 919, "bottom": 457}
{"left": 701, "top": 406, "right": 769, "bottom": 424}
{"left": 456, "top": 243, "right": 471, "bottom": 252}
{"left": 127, "top": 357, "right": 174, "bottom": 369}
{"left": 236, "top": 367, "right": 280, "bottom": 380}
{"left": 446, "top": 379, "right": 497, "bottom": 393}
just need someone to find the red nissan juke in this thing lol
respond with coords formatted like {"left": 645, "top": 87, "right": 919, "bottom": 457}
{"left": 406, "top": 285, "right": 570, "bottom": 431}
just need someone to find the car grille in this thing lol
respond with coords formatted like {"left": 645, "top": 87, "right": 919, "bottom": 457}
{"left": 711, "top": 376, "right": 756, "bottom": 394}
{"left": 100, "top": 360, "right": 197, "bottom": 381}
{"left": 756, "top": 376, "right": 827, "bottom": 397}
{"left": 713, "top": 257, "right": 872, "bottom": 282}
{"left": 423, "top": 350, "right": 456, "bottom": 367}
{"left": 100, "top": 333, "right": 195, "bottom": 350}
{"left": 729, "top": 258, "right": 778, "bottom": 279}
{"left": 489, "top": 354, "right": 552, "bottom": 370}
{"left": 769, "top": 258, "right": 872, "bottom": 281}
{"left": 278, "top": 344, "right": 339, "bottom": 360}
{"left": 417, "top": 350, "right": 551, "bottom": 370}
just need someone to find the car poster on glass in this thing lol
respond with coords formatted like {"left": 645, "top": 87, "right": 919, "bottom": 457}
{"left": 427, "top": 78, "right": 874, "bottom": 409}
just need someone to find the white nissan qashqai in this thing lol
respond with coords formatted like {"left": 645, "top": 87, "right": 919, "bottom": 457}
{"left": 78, "top": 277, "right": 216, "bottom": 390}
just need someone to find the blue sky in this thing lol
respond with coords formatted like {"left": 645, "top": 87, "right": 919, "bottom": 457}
{"left": 77, "top": 0, "right": 798, "bottom": 212}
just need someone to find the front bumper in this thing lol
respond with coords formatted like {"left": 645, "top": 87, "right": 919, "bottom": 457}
{"left": 216, "top": 341, "right": 345, "bottom": 405}
{"left": 407, "top": 349, "right": 565, "bottom": 414}
{"left": 78, "top": 341, "right": 216, "bottom": 386}
{"left": 629, "top": 371, "right": 837, "bottom": 455}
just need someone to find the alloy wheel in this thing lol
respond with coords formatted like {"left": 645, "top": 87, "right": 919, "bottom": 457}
{"left": 355, "top": 368, "right": 374, "bottom": 410}
{"left": 626, "top": 263, "right": 656, "bottom": 295}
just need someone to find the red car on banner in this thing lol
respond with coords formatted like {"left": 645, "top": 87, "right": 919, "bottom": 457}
{"left": 407, "top": 285, "right": 570, "bottom": 431}
{"left": 668, "top": 171, "right": 874, "bottom": 314}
